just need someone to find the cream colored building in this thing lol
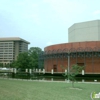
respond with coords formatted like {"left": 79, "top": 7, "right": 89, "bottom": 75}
{"left": 68, "top": 20, "right": 100, "bottom": 42}
{"left": 0, "top": 37, "right": 30, "bottom": 65}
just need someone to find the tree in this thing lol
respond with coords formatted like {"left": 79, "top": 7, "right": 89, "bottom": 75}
{"left": 10, "top": 60, "right": 18, "bottom": 68}
{"left": 0, "top": 63, "right": 3, "bottom": 67}
{"left": 62, "top": 64, "right": 84, "bottom": 88}
{"left": 17, "top": 52, "right": 31, "bottom": 70}
{"left": 28, "top": 47, "right": 42, "bottom": 55}
{"left": 28, "top": 47, "right": 43, "bottom": 69}
{"left": 5, "top": 63, "right": 10, "bottom": 68}
{"left": 10, "top": 47, "right": 43, "bottom": 71}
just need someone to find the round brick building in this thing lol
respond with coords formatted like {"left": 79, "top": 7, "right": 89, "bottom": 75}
{"left": 44, "top": 41, "right": 100, "bottom": 74}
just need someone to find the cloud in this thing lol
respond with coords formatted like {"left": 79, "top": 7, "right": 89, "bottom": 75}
{"left": 93, "top": 10, "right": 100, "bottom": 15}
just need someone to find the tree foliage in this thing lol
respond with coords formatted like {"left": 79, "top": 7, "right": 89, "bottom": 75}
{"left": 28, "top": 47, "right": 42, "bottom": 55}
{"left": 63, "top": 64, "right": 84, "bottom": 88}
{"left": 10, "top": 47, "right": 43, "bottom": 70}
{"left": 0, "top": 63, "right": 3, "bottom": 67}
{"left": 17, "top": 52, "right": 30, "bottom": 69}
{"left": 28, "top": 47, "right": 43, "bottom": 68}
{"left": 5, "top": 63, "right": 10, "bottom": 68}
{"left": 10, "top": 60, "right": 17, "bottom": 68}
{"left": 68, "top": 64, "right": 84, "bottom": 77}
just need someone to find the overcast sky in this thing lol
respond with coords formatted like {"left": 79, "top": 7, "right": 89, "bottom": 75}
{"left": 0, "top": 0, "right": 100, "bottom": 50}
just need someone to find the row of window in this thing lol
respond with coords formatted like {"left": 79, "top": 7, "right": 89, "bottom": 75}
{"left": 0, "top": 47, "right": 14, "bottom": 49}
{"left": 0, "top": 57, "right": 14, "bottom": 60}
{"left": 0, "top": 52, "right": 14, "bottom": 55}
{"left": 0, "top": 43, "right": 13, "bottom": 44}
{"left": 0, "top": 47, "right": 27, "bottom": 50}
{"left": 0, "top": 44, "right": 13, "bottom": 46}
{"left": 0, "top": 55, "right": 13, "bottom": 57}
{"left": 0, "top": 51, "right": 13, "bottom": 52}
{"left": 0, "top": 45, "right": 13, "bottom": 47}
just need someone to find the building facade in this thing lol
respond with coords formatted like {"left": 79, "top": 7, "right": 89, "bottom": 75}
{"left": 44, "top": 41, "right": 100, "bottom": 74}
{"left": 68, "top": 20, "right": 100, "bottom": 42}
{"left": 42, "top": 20, "right": 100, "bottom": 74}
{"left": 0, "top": 37, "right": 30, "bottom": 66}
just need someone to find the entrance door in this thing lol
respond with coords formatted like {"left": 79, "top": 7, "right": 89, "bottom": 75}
{"left": 53, "top": 65, "right": 57, "bottom": 72}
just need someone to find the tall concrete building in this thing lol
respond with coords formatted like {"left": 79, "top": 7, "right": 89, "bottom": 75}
{"left": 0, "top": 37, "right": 30, "bottom": 65}
{"left": 68, "top": 20, "right": 100, "bottom": 42}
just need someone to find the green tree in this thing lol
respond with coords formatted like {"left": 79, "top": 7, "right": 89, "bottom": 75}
{"left": 17, "top": 52, "right": 30, "bottom": 70}
{"left": 11, "top": 47, "right": 43, "bottom": 70}
{"left": 28, "top": 47, "right": 43, "bottom": 69}
{"left": 62, "top": 64, "right": 84, "bottom": 88}
{"left": 0, "top": 63, "right": 3, "bottom": 67}
{"left": 5, "top": 63, "right": 10, "bottom": 68}
{"left": 10, "top": 60, "right": 18, "bottom": 68}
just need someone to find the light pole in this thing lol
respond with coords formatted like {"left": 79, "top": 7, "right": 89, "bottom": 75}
{"left": 67, "top": 52, "right": 70, "bottom": 82}
{"left": 68, "top": 53, "right": 70, "bottom": 73}
{"left": 68, "top": 52, "right": 70, "bottom": 74}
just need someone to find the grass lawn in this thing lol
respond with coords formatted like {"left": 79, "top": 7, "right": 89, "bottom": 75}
{"left": 0, "top": 79, "right": 99, "bottom": 100}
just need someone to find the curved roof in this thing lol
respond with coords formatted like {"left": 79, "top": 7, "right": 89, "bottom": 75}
{"left": 44, "top": 41, "right": 100, "bottom": 52}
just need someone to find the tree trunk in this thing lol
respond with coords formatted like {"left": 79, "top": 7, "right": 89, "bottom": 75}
{"left": 72, "top": 81, "right": 74, "bottom": 88}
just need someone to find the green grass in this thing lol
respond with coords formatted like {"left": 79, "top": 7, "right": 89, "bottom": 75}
{"left": 0, "top": 79, "right": 99, "bottom": 100}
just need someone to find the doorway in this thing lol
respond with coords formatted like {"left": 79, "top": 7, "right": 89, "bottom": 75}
{"left": 53, "top": 65, "right": 57, "bottom": 72}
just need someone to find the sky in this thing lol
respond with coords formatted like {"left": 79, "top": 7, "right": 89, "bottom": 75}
{"left": 0, "top": 0, "right": 100, "bottom": 50}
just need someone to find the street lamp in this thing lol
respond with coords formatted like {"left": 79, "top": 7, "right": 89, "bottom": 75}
{"left": 67, "top": 52, "right": 70, "bottom": 82}
{"left": 67, "top": 52, "right": 70, "bottom": 74}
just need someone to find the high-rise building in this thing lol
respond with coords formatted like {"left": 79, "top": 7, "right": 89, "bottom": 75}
{"left": 0, "top": 37, "right": 30, "bottom": 66}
